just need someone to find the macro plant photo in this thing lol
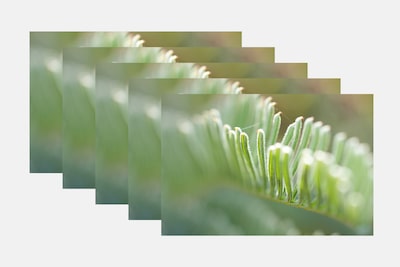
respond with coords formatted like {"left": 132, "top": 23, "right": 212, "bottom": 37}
{"left": 62, "top": 45, "right": 276, "bottom": 190}
{"left": 29, "top": 31, "right": 373, "bottom": 235}
{"left": 129, "top": 77, "right": 340, "bottom": 220}
{"left": 162, "top": 94, "right": 372, "bottom": 235}
{"left": 96, "top": 60, "right": 311, "bottom": 210}
{"left": 30, "top": 31, "right": 242, "bottom": 174}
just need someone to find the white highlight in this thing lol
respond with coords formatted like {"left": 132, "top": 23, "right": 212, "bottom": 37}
{"left": 178, "top": 121, "right": 193, "bottom": 135}
{"left": 145, "top": 104, "right": 160, "bottom": 120}
{"left": 45, "top": 56, "right": 61, "bottom": 73}
{"left": 79, "top": 72, "right": 94, "bottom": 89}
{"left": 112, "top": 89, "right": 127, "bottom": 104}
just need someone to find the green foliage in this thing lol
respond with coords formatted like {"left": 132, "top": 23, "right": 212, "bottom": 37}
{"left": 165, "top": 95, "right": 372, "bottom": 234}
{"left": 31, "top": 32, "right": 373, "bottom": 234}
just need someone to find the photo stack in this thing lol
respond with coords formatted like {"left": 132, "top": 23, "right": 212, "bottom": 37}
{"left": 30, "top": 32, "right": 373, "bottom": 235}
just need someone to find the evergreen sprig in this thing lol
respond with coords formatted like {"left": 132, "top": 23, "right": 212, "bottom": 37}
{"left": 176, "top": 95, "right": 372, "bottom": 231}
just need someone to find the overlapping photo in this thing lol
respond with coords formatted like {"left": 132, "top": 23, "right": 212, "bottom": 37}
{"left": 29, "top": 31, "right": 373, "bottom": 235}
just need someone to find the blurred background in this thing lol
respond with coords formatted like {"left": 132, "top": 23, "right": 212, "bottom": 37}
{"left": 162, "top": 94, "right": 373, "bottom": 235}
